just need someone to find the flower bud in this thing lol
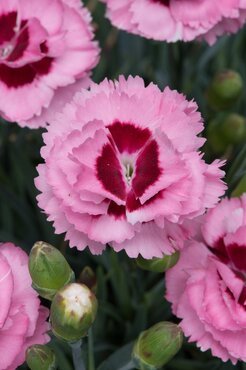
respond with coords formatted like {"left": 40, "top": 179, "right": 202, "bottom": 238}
{"left": 28, "top": 241, "right": 75, "bottom": 300}
{"left": 50, "top": 283, "right": 98, "bottom": 342}
{"left": 136, "top": 252, "right": 179, "bottom": 273}
{"left": 26, "top": 344, "right": 57, "bottom": 370}
{"left": 207, "top": 70, "right": 243, "bottom": 110}
{"left": 132, "top": 322, "right": 183, "bottom": 370}
{"left": 221, "top": 113, "right": 246, "bottom": 144}
{"left": 207, "top": 113, "right": 246, "bottom": 154}
{"left": 79, "top": 266, "right": 97, "bottom": 293}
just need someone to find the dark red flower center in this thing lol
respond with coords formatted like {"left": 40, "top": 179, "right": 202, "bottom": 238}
{"left": 151, "top": 0, "right": 170, "bottom": 6}
{"left": 211, "top": 238, "right": 246, "bottom": 307}
{"left": 0, "top": 11, "right": 52, "bottom": 88}
{"left": 0, "top": 12, "right": 17, "bottom": 45}
{"left": 96, "top": 121, "right": 162, "bottom": 218}
{"left": 211, "top": 238, "right": 246, "bottom": 274}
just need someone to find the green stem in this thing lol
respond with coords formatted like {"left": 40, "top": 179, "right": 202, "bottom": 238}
{"left": 118, "top": 360, "right": 135, "bottom": 370}
{"left": 70, "top": 340, "right": 86, "bottom": 370}
{"left": 88, "top": 328, "right": 95, "bottom": 370}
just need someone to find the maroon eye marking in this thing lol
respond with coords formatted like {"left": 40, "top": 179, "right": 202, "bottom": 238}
{"left": 0, "top": 11, "right": 52, "bottom": 88}
{"left": 96, "top": 122, "right": 162, "bottom": 218}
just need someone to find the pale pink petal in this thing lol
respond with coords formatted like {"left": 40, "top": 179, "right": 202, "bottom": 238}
{"left": 0, "top": 252, "right": 13, "bottom": 329}
{"left": 0, "top": 0, "right": 100, "bottom": 127}
{"left": 0, "top": 243, "right": 49, "bottom": 369}
{"left": 101, "top": 0, "right": 244, "bottom": 43}
{"left": 10, "top": 307, "right": 50, "bottom": 370}
{"left": 166, "top": 196, "right": 246, "bottom": 364}
{"left": 0, "top": 313, "right": 29, "bottom": 370}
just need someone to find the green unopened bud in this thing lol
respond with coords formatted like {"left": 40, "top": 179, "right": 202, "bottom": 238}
{"left": 207, "top": 70, "right": 243, "bottom": 110}
{"left": 136, "top": 252, "right": 179, "bottom": 273}
{"left": 221, "top": 113, "right": 246, "bottom": 144}
{"left": 50, "top": 283, "right": 98, "bottom": 342}
{"left": 26, "top": 344, "right": 57, "bottom": 370}
{"left": 28, "top": 241, "right": 75, "bottom": 300}
{"left": 207, "top": 113, "right": 246, "bottom": 154}
{"left": 232, "top": 175, "right": 246, "bottom": 197}
{"left": 132, "top": 322, "right": 183, "bottom": 370}
{"left": 79, "top": 266, "right": 97, "bottom": 293}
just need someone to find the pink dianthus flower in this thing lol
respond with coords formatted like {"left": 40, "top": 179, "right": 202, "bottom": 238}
{"left": 166, "top": 195, "right": 246, "bottom": 363}
{"left": 35, "top": 75, "right": 226, "bottom": 258}
{"left": 101, "top": 0, "right": 246, "bottom": 44}
{"left": 0, "top": 0, "right": 100, "bottom": 128}
{"left": 0, "top": 242, "right": 49, "bottom": 370}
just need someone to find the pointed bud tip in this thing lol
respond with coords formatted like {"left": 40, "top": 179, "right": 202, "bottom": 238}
{"left": 79, "top": 266, "right": 97, "bottom": 293}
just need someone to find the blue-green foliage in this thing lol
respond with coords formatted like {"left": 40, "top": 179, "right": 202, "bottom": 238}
{"left": 1, "top": 0, "right": 246, "bottom": 368}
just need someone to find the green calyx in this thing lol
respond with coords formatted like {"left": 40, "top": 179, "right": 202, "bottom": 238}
{"left": 28, "top": 241, "right": 75, "bottom": 300}
{"left": 207, "top": 70, "right": 243, "bottom": 110}
{"left": 132, "top": 322, "right": 183, "bottom": 370}
{"left": 26, "top": 344, "right": 57, "bottom": 370}
{"left": 207, "top": 113, "right": 246, "bottom": 154}
{"left": 136, "top": 252, "right": 180, "bottom": 273}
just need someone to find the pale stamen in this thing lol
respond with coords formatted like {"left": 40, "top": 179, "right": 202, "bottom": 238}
{"left": 124, "top": 162, "right": 134, "bottom": 184}
{"left": 0, "top": 44, "right": 14, "bottom": 58}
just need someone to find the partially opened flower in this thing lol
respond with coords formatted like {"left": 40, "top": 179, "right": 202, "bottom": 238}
{"left": 101, "top": 0, "right": 246, "bottom": 44}
{"left": 0, "top": 0, "right": 99, "bottom": 128}
{"left": 166, "top": 195, "right": 246, "bottom": 363}
{"left": 0, "top": 242, "right": 49, "bottom": 370}
{"left": 35, "top": 75, "right": 225, "bottom": 258}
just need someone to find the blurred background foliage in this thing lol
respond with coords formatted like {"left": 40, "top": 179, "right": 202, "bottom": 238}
{"left": 1, "top": 0, "right": 246, "bottom": 369}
